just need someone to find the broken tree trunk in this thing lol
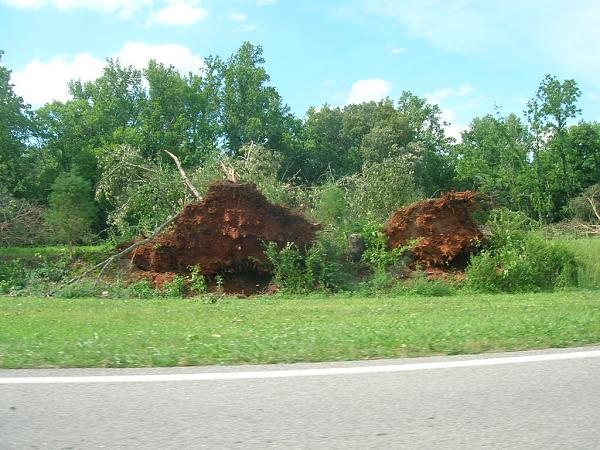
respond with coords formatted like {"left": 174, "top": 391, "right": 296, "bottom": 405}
{"left": 163, "top": 149, "right": 202, "bottom": 200}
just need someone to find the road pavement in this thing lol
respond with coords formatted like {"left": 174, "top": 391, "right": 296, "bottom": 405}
{"left": 2, "top": 346, "right": 600, "bottom": 449}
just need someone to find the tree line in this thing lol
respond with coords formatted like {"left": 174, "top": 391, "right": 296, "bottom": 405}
{"left": 1, "top": 43, "right": 599, "bottom": 245}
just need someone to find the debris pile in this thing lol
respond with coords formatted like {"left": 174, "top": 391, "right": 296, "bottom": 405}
{"left": 131, "top": 181, "right": 320, "bottom": 294}
{"left": 384, "top": 191, "right": 483, "bottom": 269}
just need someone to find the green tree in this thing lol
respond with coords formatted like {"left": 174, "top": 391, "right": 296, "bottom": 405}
{"left": 45, "top": 173, "right": 98, "bottom": 245}
{"left": 221, "top": 42, "right": 296, "bottom": 156}
{"left": 397, "top": 91, "right": 455, "bottom": 196}
{"left": 525, "top": 75, "right": 582, "bottom": 220}
{"left": 566, "top": 122, "right": 600, "bottom": 190}
{"left": 0, "top": 50, "right": 34, "bottom": 196}
{"left": 454, "top": 112, "right": 532, "bottom": 213}
{"left": 141, "top": 59, "right": 221, "bottom": 166}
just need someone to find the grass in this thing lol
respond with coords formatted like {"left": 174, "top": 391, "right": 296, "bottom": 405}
{"left": 1, "top": 290, "right": 600, "bottom": 369}
{"left": 0, "top": 245, "right": 113, "bottom": 259}
{"left": 559, "top": 238, "right": 600, "bottom": 289}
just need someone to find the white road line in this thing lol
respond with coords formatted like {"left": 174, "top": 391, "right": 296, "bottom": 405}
{"left": 2, "top": 350, "right": 600, "bottom": 385}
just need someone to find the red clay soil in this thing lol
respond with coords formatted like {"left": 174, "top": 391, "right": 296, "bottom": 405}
{"left": 131, "top": 181, "right": 320, "bottom": 294}
{"left": 384, "top": 191, "right": 483, "bottom": 269}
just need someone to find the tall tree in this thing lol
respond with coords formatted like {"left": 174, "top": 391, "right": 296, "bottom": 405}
{"left": 397, "top": 91, "right": 455, "bottom": 196}
{"left": 0, "top": 50, "right": 34, "bottom": 196}
{"left": 221, "top": 42, "right": 295, "bottom": 156}
{"left": 526, "top": 75, "right": 582, "bottom": 220}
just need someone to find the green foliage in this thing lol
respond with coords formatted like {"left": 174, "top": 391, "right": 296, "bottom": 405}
{"left": 225, "top": 144, "right": 307, "bottom": 208}
{"left": 0, "top": 50, "right": 34, "bottom": 197}
{"left": 360, "top": 222, "right": 409, "bottom": 274}
{"left": 221, "top": 42, "right": 296, "bottom": 157}
{"left": 465, "top": 210, "right": 579, "bottom": 292}
{"left": 46, "top": 173, "right": 97, "bottom": 245}
{"left": 264, "top": 240, "right": 341, "bottom": 293}
{"left": 0, "top": 254, "right": 70, "bottom": 295}
{"left": 126, "top": 279, "right": 161, "bottom": 299}
{"left": 162, "top": 275, "right": 187, "bottom": 298}
{"left": 340, "top": 155, "right": 422, "bottom": 223}
{"left": 188, "top": 265, "right": 207, "bottom": 294}
{"left": 568, "top": 183, "right": 600, "bottom": 223}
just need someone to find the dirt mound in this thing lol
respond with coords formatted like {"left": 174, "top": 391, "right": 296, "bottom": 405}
{"left": 131, "top": 181, "right": 320, "bottom": 294}
{"left": 384, "top": 191, "right": 483, "bottom": 268}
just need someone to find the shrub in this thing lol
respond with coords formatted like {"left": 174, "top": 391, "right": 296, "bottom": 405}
{"left": 465, "top": 210, "right": 579, "bottom": 292}
{"left": 163, "top": 275, "right": 187, "bottom": 298}
{"left": 265, "top": 239, "right": 342, "bottom": 294}
{"left": 188, "top": 264, "right": 208, "bottom": 295}
{"left": 360, "top": 222, "right": 411, "bottom": 275}
{"left": 127, "top": 279, "right": 160, "bottom": 299}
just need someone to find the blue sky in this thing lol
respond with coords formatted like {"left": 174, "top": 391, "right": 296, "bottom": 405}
{"left": 2, "top": 0, "right": 600, "bottom": 138}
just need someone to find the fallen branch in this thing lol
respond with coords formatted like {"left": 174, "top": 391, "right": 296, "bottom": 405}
{"left": 48, "top": 214, "right": 177, "bottom": 296}
{"left": 163, "top": 149, "right": 202, "bottom": 200}
{"left": 586, "top": 196, "right": 600, "bottom": 222}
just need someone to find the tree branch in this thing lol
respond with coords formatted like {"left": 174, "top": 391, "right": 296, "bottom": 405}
{"left": 163, "top": 149, "right": 202, "bottom": 200}
{"left": 586, "top": 196, "right": 600, "bottom": 222}
{"left": 48, "top": 214, "right": 177, "bottom": 295}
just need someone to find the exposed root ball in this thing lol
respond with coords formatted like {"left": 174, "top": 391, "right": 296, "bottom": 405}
{"left": 131, "top": 181, "right": 320, "bottom": 294}
{"left": 384, "top": 191, "right": 483, "bottom": 268}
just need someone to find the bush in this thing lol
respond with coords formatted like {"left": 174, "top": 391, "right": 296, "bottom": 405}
{"left": 188, "top": 264, "right": 208, "bottom": 295}
{"left": 126, "top": 279, "right": 161, "bottom": 299}
{"left": 465, "top": 210, "right": 579, "bottom": 292}
{"left": 265, "top": 239, "right": 342, "bottom": 294}
{"left": 163, "top": 275, "right": 187, "bottom": 298}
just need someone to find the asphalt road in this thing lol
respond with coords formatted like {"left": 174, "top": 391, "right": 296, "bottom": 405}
{"left": 2, "top": 346, "right": 600, "bottom": 449}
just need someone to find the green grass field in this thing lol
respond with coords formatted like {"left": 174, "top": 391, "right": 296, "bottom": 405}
{"left": 1, "top": 290, "right": 600, "bottom": 369}
{"left": 559, "top": 238, "right": 600, "bottom": 288}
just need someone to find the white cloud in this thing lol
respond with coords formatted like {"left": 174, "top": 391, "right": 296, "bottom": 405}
{"left": 230, "top": 12, "right": 246, "bottom": 22}
{"left": 390, "top": 46, "right": 406, "bottom": 55}
{"left": 256, "top": 0, "right": 277, "bottom": 6}
{"left": 114, "top": 41, "right": 204, "bottom": 73}
{"left": 439, "top": 107, "right": 466, "bottom": 141}
{"left": 425, "top": 88, "right": 452, "bottom": 105}
{"left": 147, "top": 0, "right": 208, "bottom": 26}
{"left": 457, "top": 84, "right": 474, "bottom": 97}
{"left": 11, "top": 42, "right": 204, "bottom": 106}
{"left": 11, "top": 53, "right": 104, "bottom": 105}
{"left": 3, "top": 0, "right": 151, "bottom": 17}
{"left": 589, "top": 93, "right": 599, "bottom": 101}
{"left": 426, "top": 84, "right": 475, "bottom": 105}
{"left": 346, "top": 78, "right": 392, "bottom": 105}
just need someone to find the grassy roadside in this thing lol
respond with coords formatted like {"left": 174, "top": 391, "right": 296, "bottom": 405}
{"left": 1, "top": 290, "right": 600, "bottom": 369}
